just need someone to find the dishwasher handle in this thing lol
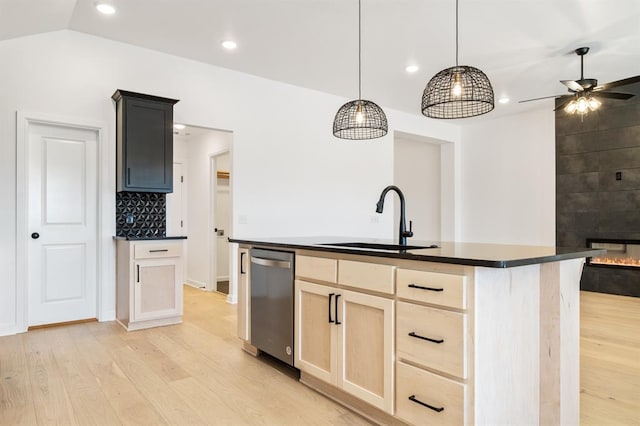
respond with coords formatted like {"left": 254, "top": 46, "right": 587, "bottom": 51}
{"left": 250, "top": 256, "right": 291, "bottom": 269}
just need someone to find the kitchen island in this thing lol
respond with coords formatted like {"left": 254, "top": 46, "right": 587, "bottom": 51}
{"left": 231, "top": 237, "right": 603, "bottom": 426}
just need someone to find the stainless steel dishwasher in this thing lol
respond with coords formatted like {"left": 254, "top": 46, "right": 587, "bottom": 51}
{"left": 250, "top": 248, "right": 295, "bottom": 366}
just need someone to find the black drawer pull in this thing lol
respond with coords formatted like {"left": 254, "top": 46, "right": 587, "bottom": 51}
{"left": 408, "top": 284, "right": 443, "bottom": 292}
{"left": 149, "top": 249, "right": 169, "bottom": 253}
{"left": 328, "top": 293, "right": 335, "bottom": 323}
{"left": 335, "top": 294, "right": 341, "bottom": 325}
{"left": 408, "top": 395, "right": 444, "bottom": 413}
{"left": 408, "top": 332, "right": 444, "bottom": 344}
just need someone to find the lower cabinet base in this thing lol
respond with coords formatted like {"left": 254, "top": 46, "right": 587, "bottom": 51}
{"left": 299, "top": 372, "right": 406, "bottom": 426}
{"left": 242, "top": 341, "right": 260, "bottom": 356}
{"left": 117, "top": 315, "right": 182, "bottom": 331}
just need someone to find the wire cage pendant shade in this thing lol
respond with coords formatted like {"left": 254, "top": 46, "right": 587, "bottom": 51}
{"left": 421, "top": 0, "right": 494, "bottom": 119}
{"left": 333, "top": 99, "right": 388, "bottom": 139}
{"left": 333, "top": 0, "right": 388, "bottom": 140}
{"left": 422, "top": 66, "right": 494, "bottom": 118}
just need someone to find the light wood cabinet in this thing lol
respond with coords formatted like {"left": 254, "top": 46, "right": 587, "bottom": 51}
{"left": 295, "top": 279, "right": 394, "bottom": 414}
{"left": 237, "top": 247, "right": 250, "bottom": 341}
{"left": 116, "top": 239, "right": 183, "bottom": 331}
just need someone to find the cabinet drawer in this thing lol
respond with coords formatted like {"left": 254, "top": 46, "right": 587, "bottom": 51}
{"left": 397, "top": 301, "right": 467, "bottom": 379}
{"left": 338, "top": 260, "right": 395, "bottom": 294}
{"left": 396, "top": 362, "right": 466, "bottom": 426}
{"left": 296, "top": 256, "right": 337, "bottom": 283}
{"left": 397, "top": 269, "right": 467, "bottom": 309}
{"left": 134, "top": 242, "right": 182, "bottom": 259}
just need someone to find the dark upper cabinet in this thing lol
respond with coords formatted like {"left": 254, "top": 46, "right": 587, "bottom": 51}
{"left": 112, "top": 90, "right": 179, "bottom": 193}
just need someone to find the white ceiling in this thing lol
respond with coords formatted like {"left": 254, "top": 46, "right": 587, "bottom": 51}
{"left": 2, "top": 0, "right": 640, "bottom": 120}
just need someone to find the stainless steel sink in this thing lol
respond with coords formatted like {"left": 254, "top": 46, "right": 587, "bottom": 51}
{"left": 320, "top": 242, "right": 438, "bottom": 251}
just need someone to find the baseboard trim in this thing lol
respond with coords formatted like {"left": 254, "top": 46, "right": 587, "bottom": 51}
{"left": 185, "top": 279, "right": 206, "bottom": 289}
{"left": 28, "top": 318, "right": 97, "bottom": 330}
{"left": 300, "top": 372, "right": 404, "bottom": 426}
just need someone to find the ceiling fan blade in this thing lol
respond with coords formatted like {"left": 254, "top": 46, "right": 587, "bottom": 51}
{"left": 554, "top": 98, "right": 573, "bottom": 112}
{"left": 560, "top": 80, "right": 584, "bottom": 92}
{"left": 593, "top": 75, "right": 640, "bottom": 91}
{"left": 519, "top": 94, "right": 567, "bottom": 103}
{"left": 594, "top": 91, "right": 634, "bottom": 100}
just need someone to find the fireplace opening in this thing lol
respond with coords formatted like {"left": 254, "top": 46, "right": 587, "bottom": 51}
{"left": 587, "top": 239, "right": 640, "bottom": 269}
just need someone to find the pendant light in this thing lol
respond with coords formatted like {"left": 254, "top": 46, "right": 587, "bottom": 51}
{"left": 421, "top": 0, "right": 494, "bottom": 119}
{"left": 333, "top": 0, "right": 388, "bottom": 140}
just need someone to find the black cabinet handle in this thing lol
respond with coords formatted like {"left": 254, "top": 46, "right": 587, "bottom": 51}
{"left": 408, "top": 395, "right": 444, "bottom": 413}
{"left": 149, "top": 249, "right": 169, "bottom": 253}
{"left": 408, "top": 283, "right": 444, "bottom": 292}
{"left": 136, "top": 264, "right": 140, "bottom": 283}
{"left": 408, "top": 332, "right": 444, "bottom": 344}
{"left": 334, "top": 294, "right": 341, "bottom": 325}
{"left": 240, "top": 252, "right": 246, "bottom": 274}
{"left": 31, "top": 232, "right": 40, "bottom": 239}
{"left": 328, "top": 293, "right": 335, "bottom": 323}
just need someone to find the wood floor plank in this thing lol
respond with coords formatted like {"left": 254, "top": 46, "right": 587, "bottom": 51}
{"left": 64, "top": 323, "right": 167, "bottom": 426}
{"left": 45, "top": 327, "right": 122, "bottom": 425}
{"left": 23, "top": 330, "right": 78, "bottom": 425}
{"left": 1, "top": 287, "right": 637, "bottom": 425}
{"left": 0, "top": 334, "right": 38, "bottom": 425}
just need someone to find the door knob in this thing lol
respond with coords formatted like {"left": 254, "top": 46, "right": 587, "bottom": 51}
{"left": 31, "top": 232, "right": 40, "bottom": 239}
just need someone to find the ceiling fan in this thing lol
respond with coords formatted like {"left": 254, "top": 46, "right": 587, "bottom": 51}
{"left": 519, "top": 47, "right": 640, "bottom": 114}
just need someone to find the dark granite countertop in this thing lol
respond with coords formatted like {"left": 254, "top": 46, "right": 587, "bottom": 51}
{"left": 114, "top": 235, "right": 188, "bottom": 241}
{"left": 228, "top": 236, "right": 604, "bottom": 268}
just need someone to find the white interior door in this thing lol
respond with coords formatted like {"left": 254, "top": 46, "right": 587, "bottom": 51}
{"left": 166, "top": 162, "right": 184, "bottom": 236}
{"left": 27, "top": 122, "right": 98, "bottom": 326}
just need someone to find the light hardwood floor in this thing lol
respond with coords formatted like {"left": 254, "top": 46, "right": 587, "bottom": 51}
{"left": 1, "top": 286, "right": 638, "bottom": 425}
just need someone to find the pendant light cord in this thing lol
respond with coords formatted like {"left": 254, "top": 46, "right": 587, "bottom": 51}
{"left": 455, "top": 0, "right": 459, "bottom": 67}
{"left": 358, "top": 0, "right": 362, "bottom": 100}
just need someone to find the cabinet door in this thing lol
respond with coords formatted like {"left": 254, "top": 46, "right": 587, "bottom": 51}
{"left": 294, "top": 280, "right": 337, "bottom": 385}
{"left": 134, "top": 258, "right": 182, "bottom": 321}
{"left": 123, "top": 97, "right": 173, "bottom": 192}
{"left": 337, "top": 290, "right": 394, "bottom": 414}
{"left": 237, "top": 248, "right": 250, "bottom": 341}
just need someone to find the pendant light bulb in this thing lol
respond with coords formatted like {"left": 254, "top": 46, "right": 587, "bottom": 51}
{"left": 355, "top": 103, "right": 365, "bottom": 123}
{"left": 451, "top": 73, "right": 463, "bottom": 97}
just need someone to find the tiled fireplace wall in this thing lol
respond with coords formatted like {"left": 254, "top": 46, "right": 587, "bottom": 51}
{"left": 556, "top": 83, "right": 640, "bottom": 297}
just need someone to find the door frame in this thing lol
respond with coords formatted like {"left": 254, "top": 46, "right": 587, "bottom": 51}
{"left": 208, "top": 149, "right": 230, "bottom": 293}
{"left": 16, "top": 111, "right": 110, "bottom": 333}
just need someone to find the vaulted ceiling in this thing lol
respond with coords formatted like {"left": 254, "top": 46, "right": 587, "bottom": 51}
{"left": 2, "top": 0, "right": 639, "bottom": 120}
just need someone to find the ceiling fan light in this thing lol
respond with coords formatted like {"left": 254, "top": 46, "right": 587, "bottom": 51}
{"left": 588, "top": 97, "right": 601, "bottom": 111}
{"left": 564, "top": 100, "right": 578, "bottom": 114}
{"left": 576, "top": 96, "right": 589, "bottom": 114}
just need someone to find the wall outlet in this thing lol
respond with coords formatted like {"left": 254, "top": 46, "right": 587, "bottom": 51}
{"left": 370, "top": 215, "right": 380, "bottom": 224}
{"left": 616, "top": 171, "right": 622, "bottom": 181}
{"left": 238, "top": 214, "right": 248, "bottom": 225}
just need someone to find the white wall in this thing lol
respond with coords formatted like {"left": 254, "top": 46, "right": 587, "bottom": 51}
{"left": 185, "top": 130, "right": 231, "bottom": 288}
{"left": 0, "top": 30, "right": 460, "bottom": 334}
{"left": 459, "top": 108, "right": 555, "bottom": 246}
{"left": 394, "top": 135, "right": 442, "bottom": 242}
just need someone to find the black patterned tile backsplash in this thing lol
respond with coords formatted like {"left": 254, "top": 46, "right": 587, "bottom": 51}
{"left": 116, "top": 192, "right": 166, "bottom": 238}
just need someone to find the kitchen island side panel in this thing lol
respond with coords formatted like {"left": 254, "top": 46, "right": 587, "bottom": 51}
{"left": 474, "top": 265, "right": 541, "bottom": 425}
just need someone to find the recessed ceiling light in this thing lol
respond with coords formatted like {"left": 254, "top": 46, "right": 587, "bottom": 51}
{"left": 95, "top": 2, "right": 116, "bottom": 14}
{"left": 498, "top": 97, "right": 510, "bottom": 104}
{"left": 221, "top": 40, "right": 237, "bottom": 50}
{"left": 405, "top": 65, "right": 419, "bottom": 73}
{"left": 173, "top": 124, "right": 186, "bottom": 130}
